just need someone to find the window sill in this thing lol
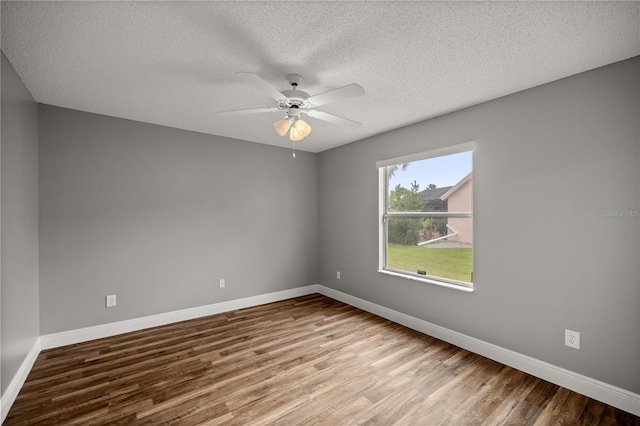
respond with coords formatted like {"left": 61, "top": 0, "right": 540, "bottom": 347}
{"left": 377, "top": 269, "right": 474, "bottom": 293}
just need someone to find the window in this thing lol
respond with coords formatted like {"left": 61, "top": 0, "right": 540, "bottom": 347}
{"left": 378, "top": 144, "right": 473, "bottom": 291}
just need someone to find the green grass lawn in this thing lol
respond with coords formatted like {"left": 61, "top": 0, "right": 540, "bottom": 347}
{"left": 387, "top": 243, "right": 473, "bottom": 283}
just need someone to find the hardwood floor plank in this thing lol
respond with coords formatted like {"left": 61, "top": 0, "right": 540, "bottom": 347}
{"left": 5, "top": 294, "right": 638, "bottom": 425}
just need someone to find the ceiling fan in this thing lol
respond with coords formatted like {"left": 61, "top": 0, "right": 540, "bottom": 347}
{"left": 217, "top": 73, "right": 365, "bottom": 144}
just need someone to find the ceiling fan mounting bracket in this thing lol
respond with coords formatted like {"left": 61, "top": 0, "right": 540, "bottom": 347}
{"left": 286, "top": 74, "right": 303, "bottom": 87}
{"left": 281, "top": 75, "right": 310, "bottom": 106}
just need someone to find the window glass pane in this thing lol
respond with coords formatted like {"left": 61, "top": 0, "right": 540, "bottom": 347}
{"left": 386, "top": 216, "right": 473, "bottom": 283}
{"left": 384, "top": 150, "right": 473, "bottom": 285}
{"left": 387, "top": 152, "right": 472, "bottom": 211}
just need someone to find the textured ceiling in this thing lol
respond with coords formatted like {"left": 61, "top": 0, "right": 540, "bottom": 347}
{"left": 2, "top": 1, "right": 639, "bottom": 153}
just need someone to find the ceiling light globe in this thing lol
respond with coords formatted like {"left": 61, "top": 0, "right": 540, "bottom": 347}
{"left": 273, "top": 118, "right": 291, "bottom": 136}
{"left": 290, "top": 124, "right": 309, "bottom": 141}
{"left": 293, "top": 119, "right": 311, "bottom": 138}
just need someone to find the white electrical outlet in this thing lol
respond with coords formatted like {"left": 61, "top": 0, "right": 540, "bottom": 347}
{"left": 106, "top": 294, "right": 117, "bottom": 308}
{"left": 337, "top": 271, "right": 341, "bottom": 280}
{"left": 219, "top": 279, "right": 225, "bottom": 289}
{"left": 565, "top": 329, "right": 580, "bottom": 349}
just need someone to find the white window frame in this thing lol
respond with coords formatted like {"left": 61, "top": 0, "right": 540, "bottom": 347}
{"left": 377, "top": 142, "right": 475, "bottom": 292}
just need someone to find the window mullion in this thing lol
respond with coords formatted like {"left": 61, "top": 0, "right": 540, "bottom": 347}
{"left": 385, "top": 212, "right": 472, "bottom": 218}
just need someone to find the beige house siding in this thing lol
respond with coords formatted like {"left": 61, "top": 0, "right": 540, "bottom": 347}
{"left": 441, "top": 173, "right": 473, "bottom": 245}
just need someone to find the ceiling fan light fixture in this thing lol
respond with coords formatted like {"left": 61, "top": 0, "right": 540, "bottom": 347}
{"left": 289, "top": 119, "right": 311, "bottom": 141}
{"left": 275, "top": 115, "right": 311, "bottom": 140}
{"left": 273, "top": 118, "right": 291, "bottom": 136}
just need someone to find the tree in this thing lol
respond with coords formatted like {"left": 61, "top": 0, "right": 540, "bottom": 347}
{"left": 427, "top": 183, "right": 437, "bottom": 189}
{"left": 387, "top": 163, "right": 410, "bottom": 179}
{"left": 387, "top": 180, "right": 425, "bottom": 245}
{"left": 388, "top": 180, "right": 424, "bottom": 212}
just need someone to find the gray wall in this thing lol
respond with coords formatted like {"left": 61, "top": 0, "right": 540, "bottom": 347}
{"left": 38, "top": 106, "right": 318, "bottom": 333}
{"left": 1, "top": 53, "right": 40, "bottom": 395}
{"left": 318, "top": 57, "right": 640, "bottom": 393}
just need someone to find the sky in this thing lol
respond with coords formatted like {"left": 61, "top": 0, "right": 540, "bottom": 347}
{"left": 388, "top": 151, "right": 472, "bottom": 190}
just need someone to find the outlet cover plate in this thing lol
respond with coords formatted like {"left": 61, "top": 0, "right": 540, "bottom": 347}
{"left": 565, "top": 329, "right": 580, "bottom": 349}
{"left": 106, "top": 294, "right": 117, "bottom": 308}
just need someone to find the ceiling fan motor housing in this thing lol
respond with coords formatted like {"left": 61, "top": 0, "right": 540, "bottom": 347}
{"left": 287, "top": 106, "right": 302, "bottom": 119}
{"left": 281, "top": 89, "right": 310, "bottom": 105}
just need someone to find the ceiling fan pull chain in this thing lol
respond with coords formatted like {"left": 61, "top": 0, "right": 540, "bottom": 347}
{"left": 292, "top": 140, "right": 296, "bottom": 158}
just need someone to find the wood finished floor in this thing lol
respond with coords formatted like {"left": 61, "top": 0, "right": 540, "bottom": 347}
{"left": 6, "top": 294, "right": 639, "bottom": 425}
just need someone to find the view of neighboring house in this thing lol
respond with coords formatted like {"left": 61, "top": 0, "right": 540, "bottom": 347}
{"left": 419, "top": 185, "right": 451, "bottom": 212}
{"left": 441, "top": 172, "right": 473, "bottom": 244}
{"left": 418, "top": 173, "right": 473, "bottom": 245}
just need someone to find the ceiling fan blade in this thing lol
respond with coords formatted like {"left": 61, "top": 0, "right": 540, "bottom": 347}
{"left": 216, "top": 106, "right": 280, "bottom": 116}
{"left": 236, "top": 72, "right": 286, "bottom": 101}
{"left": 307, "top": 109, "right": 362, "bottom": 127}
{"left": 306, "top": 83, "right": 365, "bottom": 107}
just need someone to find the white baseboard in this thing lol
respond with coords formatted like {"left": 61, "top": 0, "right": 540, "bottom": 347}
{"left": 7, "top": 284, "right": 639, "bottom": 420}
{"left": 41, "top": 285, "right": 320, "bottom": 349}
{"left": 1, "top": 337, "right": 41, "bottom": 424}
{"left": 316, "top": 285, "right": 640, "bottom": 417}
